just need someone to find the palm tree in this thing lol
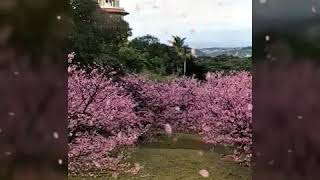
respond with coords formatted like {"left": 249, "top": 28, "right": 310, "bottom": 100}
{"left": 170, "top": 36, "right": 192, "bottom": 76}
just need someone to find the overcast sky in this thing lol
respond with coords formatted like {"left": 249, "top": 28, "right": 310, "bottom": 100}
{"left": 121, "top": 0, "right": 252, "bottom": 49}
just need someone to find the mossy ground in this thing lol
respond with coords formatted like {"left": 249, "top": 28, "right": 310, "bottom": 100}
{"left": 69, "top": 133, "right": 251, "bottom": 180}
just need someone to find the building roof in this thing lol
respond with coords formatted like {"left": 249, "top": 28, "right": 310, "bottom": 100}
{"left": 100, "top": 8, "right": 129, "bottom": 16}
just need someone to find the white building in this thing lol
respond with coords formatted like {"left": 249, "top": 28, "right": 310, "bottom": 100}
{"left": 97, "top": 0, "right": 129, "bottom": 16}
{"left": 191, "top": 48, "right": 197, "bottom": 58}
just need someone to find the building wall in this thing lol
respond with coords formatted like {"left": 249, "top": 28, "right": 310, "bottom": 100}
{"left": 97, "top": 0, "right": 127, "bottom": 19}
{"left": 98, "top": 0, "right": 120, "bottom": 8}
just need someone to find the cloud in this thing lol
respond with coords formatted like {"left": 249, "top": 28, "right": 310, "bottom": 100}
{"left": 121, "top": 0, "right": 252, "bottom": 48}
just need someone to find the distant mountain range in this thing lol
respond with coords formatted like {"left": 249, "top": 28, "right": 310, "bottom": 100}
{"left": 194, "top": 47, "right": 252, "bottom": 58}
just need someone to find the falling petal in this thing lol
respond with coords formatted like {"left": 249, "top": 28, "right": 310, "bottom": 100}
{"left": 199, "top": 169, "right": 210, "bottom": 177}
{"left": 164, "top": 124, "right": 172, "bottom": 135}
{"left": 53, "top": 132, "right": 59, "bottom": 139}
{"left": 265, "top": 35, "right": 270, "bottom": 42}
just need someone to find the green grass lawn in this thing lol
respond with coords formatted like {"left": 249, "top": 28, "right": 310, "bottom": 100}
{"left": 69, "top": 134, "right": 251, "bottom": 180}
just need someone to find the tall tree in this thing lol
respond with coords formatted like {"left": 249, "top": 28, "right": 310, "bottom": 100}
{"left": 128, "top": 35, "right": 170, "bottom": 75}
{"left": 170, "top": 36, "right": 192, "bottom": 75}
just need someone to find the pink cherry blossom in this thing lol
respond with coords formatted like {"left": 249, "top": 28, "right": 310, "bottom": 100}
{"left": 68, "top": 58, "right": 252, "bottom": 174}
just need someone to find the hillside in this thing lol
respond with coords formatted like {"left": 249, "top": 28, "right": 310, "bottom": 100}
{"left": 195, "top": 47, "right": 252, "bottom": 58}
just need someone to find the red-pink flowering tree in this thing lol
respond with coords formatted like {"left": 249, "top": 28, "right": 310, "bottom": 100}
{"left": 195, "top": 72, "right": 252, "bottom": 164}
{"left": 68, "top": 64, "right": 145, "bottom": 174}
{"left": 125, "top": 72, "right": 252, "bottom": 164}
{"left": 139, "top": 78, "right": 201, "bottom": 132}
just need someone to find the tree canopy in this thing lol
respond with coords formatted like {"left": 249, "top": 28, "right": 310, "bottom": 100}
{"left": 69, "top": 0, "right": 131, "bottom": 69}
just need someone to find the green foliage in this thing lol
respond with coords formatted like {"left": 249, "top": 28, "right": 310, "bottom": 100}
{"left": 126, "top": 35, "right": 195, "bottom": 76}
{"left": 125, "top": 35, "right": 252, "bottom": 78}
{"left": 141, "top": 71, "right": 177, "bottom": 82}
{"left": 185, "top": 59, "right": 208, "bottom": 79}
{"left": 195, "top": 56, "right": 252, "bottom": 73}
{"left": 127, "top": 35, "right": 174, "bottom": 75}
{"left": 118, "top": 46, "right": 146, "bottom": 73}
{"left": 129, "top": 34, "right": 161, "bottom": 51}
{"left": 69, "top": 0, "right": 131, "bottom": 67}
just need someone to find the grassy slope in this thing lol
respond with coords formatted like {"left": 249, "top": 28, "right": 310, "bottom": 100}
{"left": 70, "top": 134, "right": 251, "bottom": 180}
